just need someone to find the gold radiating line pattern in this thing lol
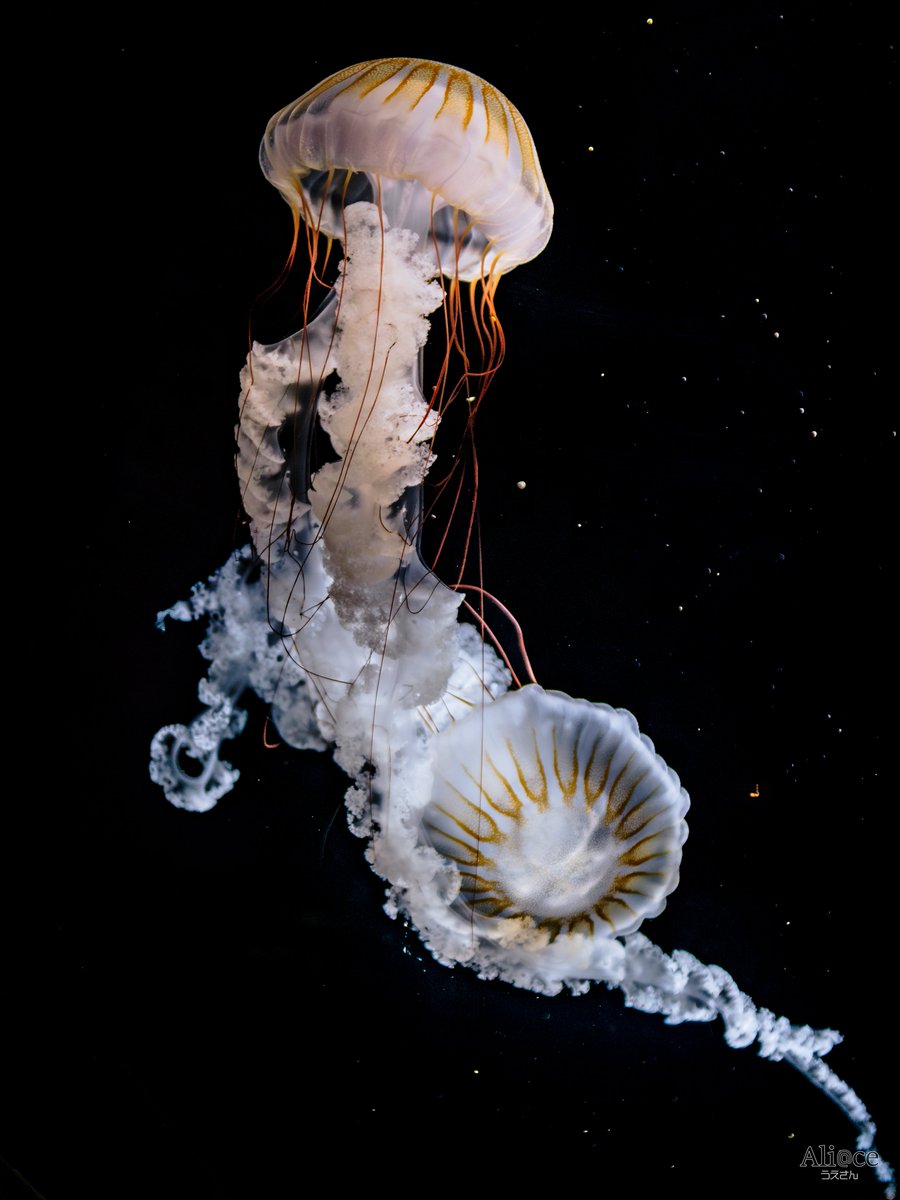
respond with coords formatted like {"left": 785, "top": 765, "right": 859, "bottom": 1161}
{"left": 340, "top": 60, "right": 511, "bottom": 161}
{"left": 261, "top": 58, "right": 553, "bottom": 279}
{"left": 425, "top": 696, "right": 687, "bottom": 942}
{"left": 482, "top": 753, "right": 524, "bottom": 819}
{"left": 507, "top": 733, "right": 548, "bottom": 811}
{"left": 552, "top": 726, "right": 579, "bottom": 805}
{"left": 281, "top": 58, "right": 546, "bottom": 199}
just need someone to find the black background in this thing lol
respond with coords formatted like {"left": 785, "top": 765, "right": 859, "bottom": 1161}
{"left": 11, "top": 9, "right": 895, "bottom": 1199}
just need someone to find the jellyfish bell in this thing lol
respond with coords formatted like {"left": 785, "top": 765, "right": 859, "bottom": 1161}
{"left": 413, "top": 686, "right": 689, "bottom": 989}
{"left": 260, "top": 58, "right": 553, "bottom": 281}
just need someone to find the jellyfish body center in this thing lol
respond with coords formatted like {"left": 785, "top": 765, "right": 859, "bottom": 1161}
{"left": 499, "top": 804, "right": 623, "bottom": 918}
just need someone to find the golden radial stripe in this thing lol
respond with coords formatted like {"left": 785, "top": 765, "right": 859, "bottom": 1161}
{"left": 458, "top": 871, "right": 503, "bottom": 894}
{"left": 473, "top": 897, "right": 514, "bottom": 917}
{"left": 506, "top": 733, "right": 548, "bottom": 810}
{"left": 583, "top": 736, "right": 613, "bottom": 807}
{"left": 381, "top": 61, "right": 440, "bottom": 109}
{"left": 508, "top": 107, "right": 543, "bottom": 194}
{"left": 485, "top": 752, "right": 524, "bottom": 818}
{"left": 431, "top": 796, "right": 504, "bottom": 845}
{"left": 612, "top": 870, "right": 666, "bottom": 895}
{"left": 615, "top": 791, "right": 667, "bottom": 839}
{"left": 432, "top": 68, "right": 476, "bottom": 128}
{"left": 341, "top": 59, "right": 410, "bottom": 100}
{"left": 481, "top": 86, "right": 510, "bottom": 152}
{"left": 595, "top": 896, "right": 637, "bottom": 924}
{"left": 619, "top": 833, "right": 670, "bottom": 868}
{"left": 535, "top": 919, "right": 562, "bottom": 942}
{"left": 624, "top": 801, "right": 672, "bottom": 840}
{"left": 606, "top": 758, "right": 648, "bottom": 822}
{"left": 423, "top": 825, "right": 496, "bottom": 869}
{"left": 552, "top": 724, "right": 579, "bottom": 804}
{"left": 570, "top": 914, "right": 596, "bottom": 937}
{"left": 463, "top": 762, "right": 518, "bottom": 820}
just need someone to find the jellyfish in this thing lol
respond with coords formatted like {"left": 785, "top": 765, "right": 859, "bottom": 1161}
{"left": 150, "top": 59, "right": 893, "bottom": 1196}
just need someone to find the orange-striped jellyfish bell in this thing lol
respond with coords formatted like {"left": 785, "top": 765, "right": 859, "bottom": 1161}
{"left": 420, "top": 687, "right": 689, "bottom": 991}
{"left": 260, "top": 58, "right": 553, "bottom": 281}
{"left": 151, "top": 60, "right": 893, "bottom": 1197}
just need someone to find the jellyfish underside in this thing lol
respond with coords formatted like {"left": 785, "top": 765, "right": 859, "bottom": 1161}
{"left": 150, "top": 59, "right": 893, "bottom": 1196}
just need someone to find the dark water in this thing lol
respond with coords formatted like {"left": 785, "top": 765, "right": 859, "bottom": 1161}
{"left": 13, "top": 15, "right": 893, "bottom": 1198}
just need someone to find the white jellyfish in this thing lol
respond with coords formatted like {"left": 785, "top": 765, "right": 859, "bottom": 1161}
{"left": 150, "top": 59, "right": 893, "bottom": 1197}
